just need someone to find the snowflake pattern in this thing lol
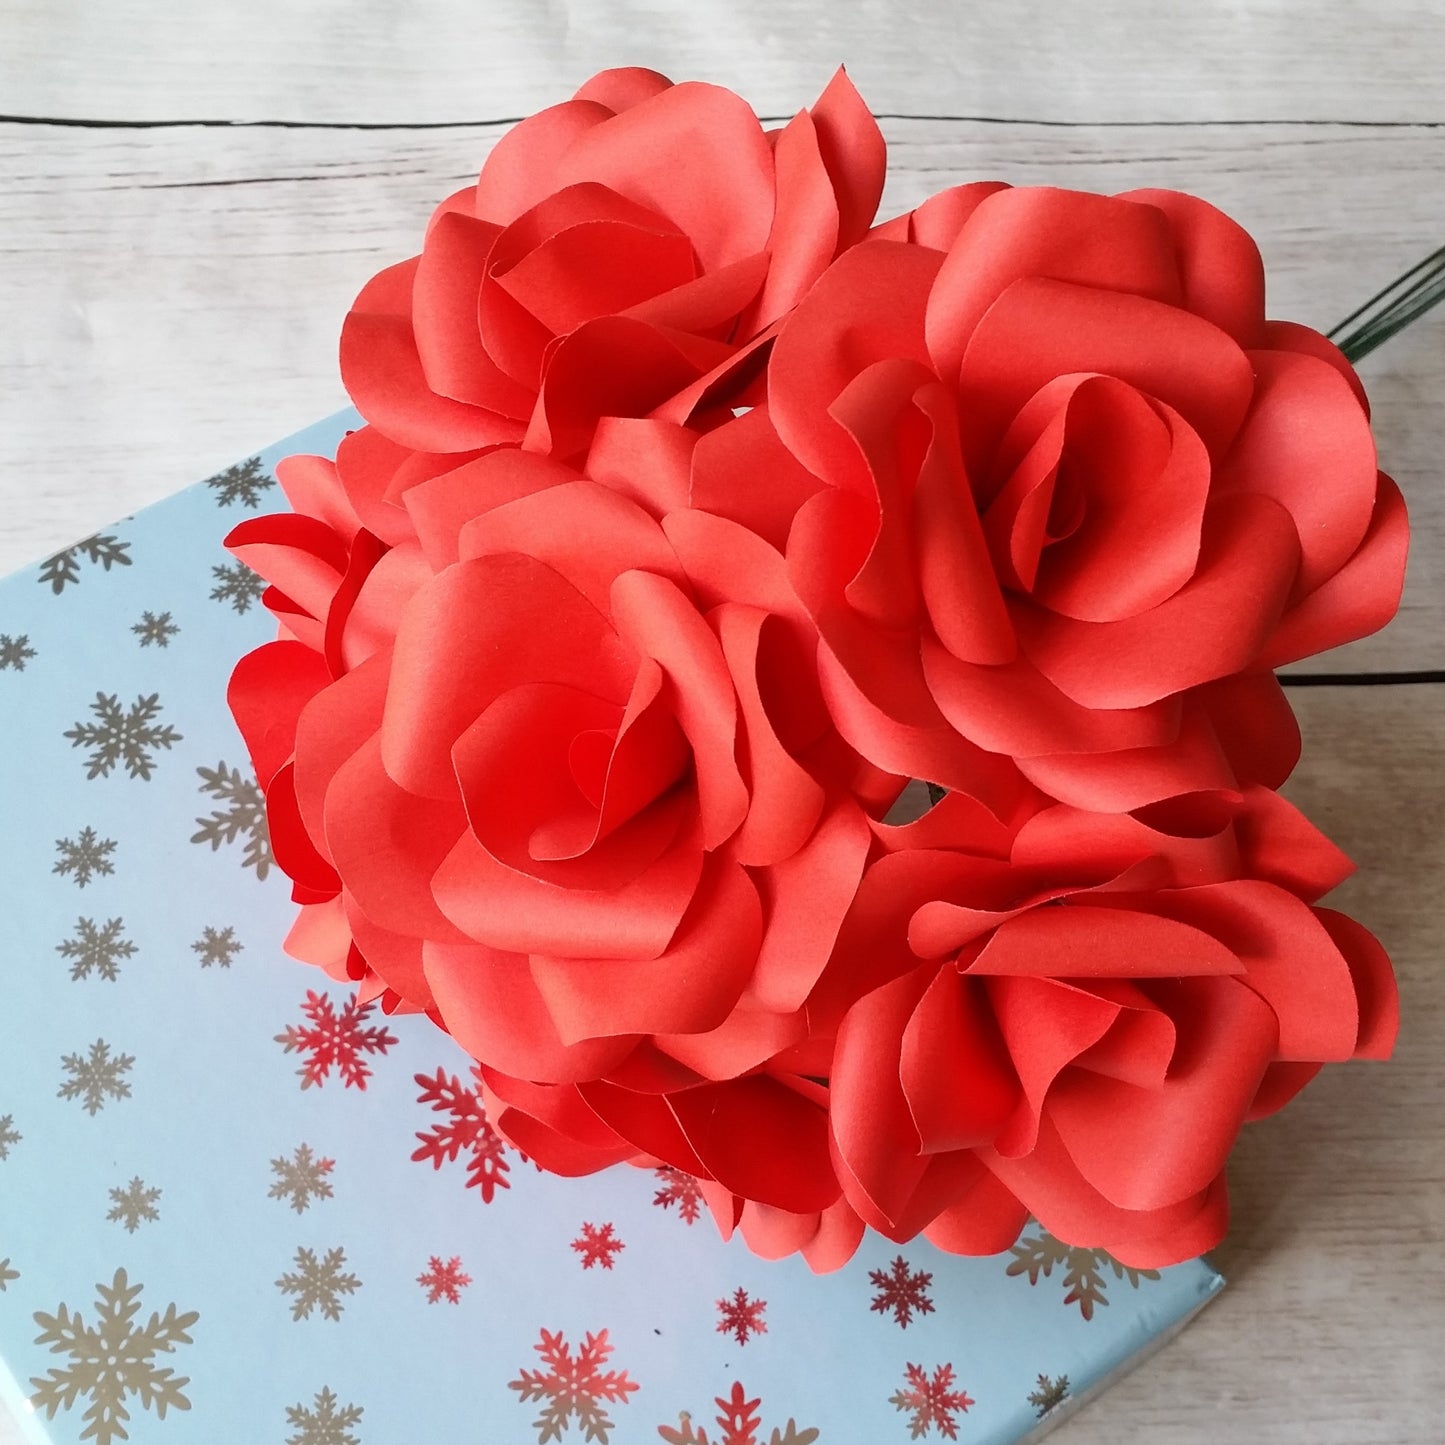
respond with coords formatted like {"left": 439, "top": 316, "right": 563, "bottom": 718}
{"left": 65, "top": 692, "right": 182, "bottom": 780}
{"left": 0, "top": 1260, "right": 17, "bottom": 1291}
{"left": 276, "top": 991, "right": 397, "bottom": 1090}
{"left": 0, "top": 632, "right": 36, "bottom": 670}
{"left": 889, "top": 1363, "right": 974, "bottom": 1440}
{"left": 269, "top": 1144, "right": 336, "bottom": 1214}
{"left": 412, "top": 1066, "right": 514, "bottom": 1201}
{"left": 509, "top": 1328, "right": 638, "bottom": 1443}
{"left": 53, "top": 827, "right": 117, "bottom": 888}
{"left": 192, "top": 924, "right": 243, "bottom": 968}
{"left": 869, "top": 1255, "right": 935, "bottom": 1329}
{"left": 56, "top": 916, "right": 136, "bottom": 982}
{"left": 285, "top": 1386, "right": 363, "bottom": 1445}
{"left": 0, "top": 1114, "right": 20, "bottom": 1160}
{"left": 29, "top": 1268, "right": 197, "bottom": 1445}
{"left": 38, "top": 533, "right": 132, "bottom": 593}
{"left": 205, "top": 455, "right": 275, "bottom": 508}
{"left": 659, "top": 1382, "right": 819, "bottom": 1445}
{"left": 1006, "top": 1228, "right": 1162, "bottom": 1321}
{"left": 653, "top": 1165, "right": 704, "bottom": 1224}
{"left": 131, "top": 610, "right": 179, "bottom": 648}
{"left": 1027, "top": 1373, "right": 1070, "bottom": 1418}
{"left": 209, "top": 560, "right": 266, "bottom": 613}
{"left": 716, "top": 1288, "right": 767, "bottom": 1346}
{"left": 571, "top": 1222, "right": 625, "bottom": 1271}
{"left": 58, "top": 1039, "right": 134, "bottom": 1115}
{"left": 107, "top": 1177, "right": 161, "bottom": 1233}
{"left": 191, "top": 760, "right": 274, "bottom": 878}
{"left": 417, "top": 1255, "right": 472, "bottom": 1305}
{"left": 277, "top": 1246, "right": 360, "bottom": 1322}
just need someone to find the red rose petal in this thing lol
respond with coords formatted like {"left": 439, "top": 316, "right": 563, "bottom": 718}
{"left": 956, "top": 275, "right": 1254, "bottom": 468}
{"left": 555, "top": 80, "right": 776, "bottom": 272}
{"left": 1260, "top": 471, "right": 1409, "bottom": 667}
{"left": 528, "top": 857, "right": 761, "bottom": 1039}
{"left": 901, "top": 970, "right": 1020, "bottom": 1151}
{"left": 1015, "top": 492, "right": 1300, "bottom": 709}
{"left": 1045, "top": 976, "right": 1276, "bottom": 1210}
{"left": 423, "top": 939, "right": 638, "bottom": 1085}
{"left": 341, "top": 257, "right": 526, "bottom": 452}
{"left": 381, "top": 552, "right": 632, "bottom": 800}
{"left": 472, "top": 97, "right": 613, "bottom": 225}
{"left": 1119, "top": 188, "right": 1266, "bottom": 348}
{"left": 928, "top": 187, "right": 1183, "bottom": 389}
{"left": 672, "top": 1074, "right": 840, "bottom": 1213}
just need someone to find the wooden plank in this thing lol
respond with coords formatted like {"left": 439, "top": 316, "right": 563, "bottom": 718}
{"left": 2, "top": 117, "right": 1437, "bottom": 668}
{"left": 1068, "top": 681, "right": 1445, "bottom": 1443}
{"left": 4, "top": 0, "right": 1445, "bottom": 124}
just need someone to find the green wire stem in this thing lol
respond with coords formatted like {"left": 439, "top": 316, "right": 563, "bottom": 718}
{"left": 1329, "top": 243, "right": 1445, "bottom": 363}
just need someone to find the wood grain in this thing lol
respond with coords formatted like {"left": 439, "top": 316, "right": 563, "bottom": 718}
{"left": 4, "top": 0, "right": 1445, "bottom": 124}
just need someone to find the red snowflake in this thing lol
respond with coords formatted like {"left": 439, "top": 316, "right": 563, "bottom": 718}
{"left": 715, "top": 1288, "right": 767, "bottom": 1346}
{"left": 889, "top": 1363, "right": 974, "bottom": 1440}
{"left": 509, "top": 1328, "right": 638, "bottom": 1443}
{"left": 411, "top": 1066, "right": 513, "bottom": 1202}
{"left": 274, "top": 990, "right": 397, "bottom": 1089}
{"left": 869, "top": 1255, "right": 936, "bottom": 1329}
{"left": 417, "top": 1254, "right": 472, "bottom": 1304}
{"left": 658, "top": 1381, "right": 818, "bottom": 1445}
{"left": 572, "top": 1221, "right": 625, "bottom": 1270}
{"left": 652, "top": 1165, "right": 703, "bottom": 1224}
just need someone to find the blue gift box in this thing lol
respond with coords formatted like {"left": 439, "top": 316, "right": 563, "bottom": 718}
{"left": 0, "top": 414, "right": 1222, "bottom": 1445}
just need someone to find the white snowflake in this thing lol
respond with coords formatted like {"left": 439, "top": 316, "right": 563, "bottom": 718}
{"left": 0, "top": 1114, "right": 20, "bottom": 1160}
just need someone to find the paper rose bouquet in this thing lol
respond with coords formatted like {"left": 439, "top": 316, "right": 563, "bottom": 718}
{"left": 224, "top": 68, "right": 1409, "bottom": 1273}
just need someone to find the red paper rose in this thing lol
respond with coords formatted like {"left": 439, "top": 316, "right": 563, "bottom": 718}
{"left": 342, "top": 66, "right": 884, "bottom": 463}
{"left": 227, "top": 410, "right": 933, "bottom": 1166}
{"left": 767, "top": 185, "right": 1408, "bottom": 809}
{"left": 814, "top": 789, "right": 1397, "bottom": 1266}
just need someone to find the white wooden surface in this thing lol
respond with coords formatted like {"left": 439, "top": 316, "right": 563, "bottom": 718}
{"left": 1, "top": 4, "right": 1442, "bottom": 1441}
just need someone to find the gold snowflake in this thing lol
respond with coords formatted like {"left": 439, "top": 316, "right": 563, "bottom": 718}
{"left": 268, "top": 1144, "right": 335, "bottom": 1213}
{"left": 1027, "top": 1373, "right": 1070, "bottom": 1417}
{"left": 277, "top": 1246, "right": 360, "bottom": 1322}
{"left": 286, "top": 1385, "right": 363, "bottom": 1445}
{"left": 106, "top": 1177, "right": 161, "bottom": 1233}
{"left": 30, "top": 1268, "right": 197, "bottom": 1445}
{"left": 0, "top": 1259, "right": 18, "bottom": 1290}
{"left": 58, "top": 1039, "right": 134, "bottom": 1115}
{"left": 130, "top": 610, "right": 179, "bottom": 648}
{"left": 53, "top": 827, "right": 118, "bottom": 888}
{"left": 1006, "top": 1228, "right": 1161, "bottom": 1320}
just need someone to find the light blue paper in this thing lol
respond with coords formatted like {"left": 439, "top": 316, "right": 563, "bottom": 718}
{"left": 0, "top": 414, "right": 1222, "bottom": 1445}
